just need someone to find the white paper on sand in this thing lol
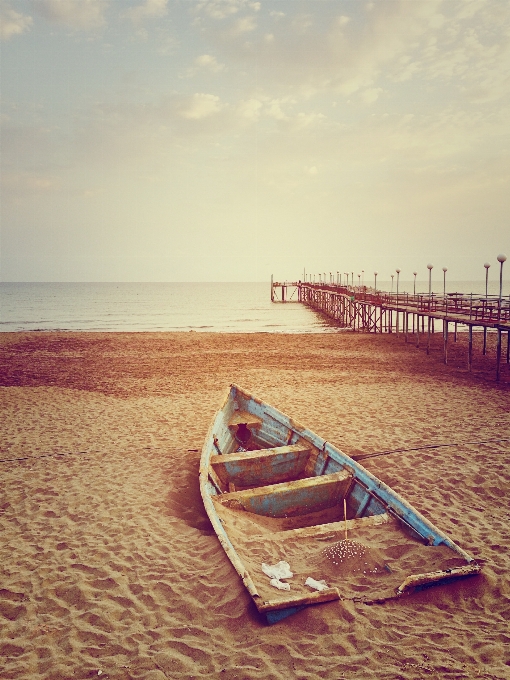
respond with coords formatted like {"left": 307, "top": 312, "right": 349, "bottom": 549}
{"left": 262, "top": 561, "right": 293, "bottom": 580}
{"left": 262, "top": 561, "right": 293, "bottom": 590}
{"left": 305, "top": 577, "right": 329, "bottom": 592}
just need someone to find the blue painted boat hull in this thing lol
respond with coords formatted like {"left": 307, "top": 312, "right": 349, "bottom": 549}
{"left": 200, "top": 385, "right": 480, "bottom": 623}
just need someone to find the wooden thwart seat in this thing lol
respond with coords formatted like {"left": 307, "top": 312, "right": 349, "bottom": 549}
{"left": 249, "top": 511, "right": 391, "bottom": 541}
{"left": 215, "top": 470, "right": 351, "bottom": 518}
{"left": 210, "top": 444, "right": 311, "bottom": 488}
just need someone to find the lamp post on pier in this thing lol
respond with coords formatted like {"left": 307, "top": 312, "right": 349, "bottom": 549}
{"left": 361, "top": 270, "right": 364, "bottom": 287}
{"left": 395, "top": 269, "right": 401, "bottom": 335}
{"left": 482, "top": 263, "right": 491, "bottom": 355}
{"left": 357, "top": 273, "right": 361, "bottom": 289}
{"left": 427, "top": 264, "right": 433, "bottom": 355}
{"left": 412, "top": 271, "right": 418, "bottom": 334}
{"left": 391, "top": 274, "right": 394, "bottom": 294}
{"left": 374, "top": 271, "right": 378, "bottom": 292}
{"left": 496, "top": 253, "right": 507, "bottom": 382}
{"left": 442, "top": 267, "right": 448, "bottom": 361}
{"left": 497, "top": 254, "right": 506, "bottom": 321}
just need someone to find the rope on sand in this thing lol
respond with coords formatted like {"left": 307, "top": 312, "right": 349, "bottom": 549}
{"left": 1, "top": 439, "right": 508, "bottom": 464}
{"left": 352, "top": 437, "right": 510, "bottom": 461}
{"left": 0, "top": 450, "right": 92, "bottom": 463}
{"left": 0, "top": 446, "right": 187, "bottom": 464}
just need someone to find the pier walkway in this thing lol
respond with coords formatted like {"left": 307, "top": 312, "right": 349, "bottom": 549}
{"left": 271, "top": 279, "right": 510, "bottom": 382}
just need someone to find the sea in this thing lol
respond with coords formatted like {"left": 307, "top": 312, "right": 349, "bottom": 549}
{"left": 1, "top": 281, "right": 508, "bottom": 333}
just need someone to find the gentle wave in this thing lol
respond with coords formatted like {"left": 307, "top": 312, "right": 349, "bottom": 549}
{"left": 0, "top": 282, "right": 332, "bottom": 333}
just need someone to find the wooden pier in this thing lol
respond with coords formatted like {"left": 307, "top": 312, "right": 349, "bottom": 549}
{"left": 271, "top": 278, "right": 510, "bottom": 382}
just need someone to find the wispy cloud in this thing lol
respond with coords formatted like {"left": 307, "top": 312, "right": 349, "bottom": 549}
{"left": 177, "top": 93, "right": 223, "bottom": 120}
{"left": 195, "top": 0, "right": 259, "bottom": 21}
{"left": 35, "top": 0, "right": 107, "bottom": 30}
{"left": 0, "top": 1, "right": 32, "bottom": 40}
{"left": 194, "top": 54, "right": 225, "bottom": 72}
{"left": 122, "top": 0, "right": 168, "bottom": 26}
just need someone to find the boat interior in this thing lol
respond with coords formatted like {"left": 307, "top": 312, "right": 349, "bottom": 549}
{"left": 209, "top": 407, "right": 390, "bottom": 530}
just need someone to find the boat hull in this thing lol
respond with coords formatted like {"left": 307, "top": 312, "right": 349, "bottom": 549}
{"left": 200, "top": 385, "right": 480, "bottom": 623}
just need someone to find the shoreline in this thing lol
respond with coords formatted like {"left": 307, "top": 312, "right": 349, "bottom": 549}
{"left": 1, "top": 331, "right": 509, "bottom": 678}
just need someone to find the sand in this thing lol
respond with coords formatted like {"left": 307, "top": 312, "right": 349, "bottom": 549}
{"left": 0, "top": 331, "right": 509, "bottom": 680}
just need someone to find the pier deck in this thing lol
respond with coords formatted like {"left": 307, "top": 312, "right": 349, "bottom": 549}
{"left": 271, "top": 279, "right": 510, "bottom": 382}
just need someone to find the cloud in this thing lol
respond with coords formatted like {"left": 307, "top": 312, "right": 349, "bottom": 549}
{"left": 1, "top": 172, "right": 61, "bottom": 194}
{"left": 122, "top": 0, "right": 168, "bottom": 26}
{"left": 265, "top": 99, "right": 289, "bottom": 121}
{"left": 195, "top": 54, "right": 225, "bottom": 72}
{"left": 361, "top": 88, "right": 383, "bottom": 104}
{"left": 195, "top": 0, "right": 243, "bottom": 21}
{"left": 35, "top": 0, "right": 106, "bottom": 30}
{"left": 230, "top": 15, "right": 256, "bottom": 35}
{"left": 177, "top": 93, "right": 223, "bottom": 120}
{"left": 237, "top": 98, "right": 262, "bottom": 121}
{"left": 291, "top": 13, "right": 313, "bottom": 35}
{"left": 0, "top": 2, "right": 33, "bottom": 40}
{"left": 202, "top": 0, "right": 509, "bottom": 113}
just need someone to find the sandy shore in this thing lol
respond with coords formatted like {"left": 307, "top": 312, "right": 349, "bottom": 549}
{"left": 1, "top": 331, "right": 509, "bottom": 679}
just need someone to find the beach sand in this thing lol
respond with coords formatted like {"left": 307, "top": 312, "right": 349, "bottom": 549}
{"left": 1, "top": 331, "right": 509, "bottom": 679}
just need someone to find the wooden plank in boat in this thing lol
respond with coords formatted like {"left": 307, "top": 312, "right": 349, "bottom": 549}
{"left": 248, "top": 512, "right": 391, "bottom": 542}
{"left": 255, "top": 587, "right": 341, "bottom": 613}
{"left": 228, "top": 410, "right": 263, "bottom": 428}
{"left": 210, "top": 444, "right": 311, "bottom": 487}
{"left": 216, "top": 470, "right": 351, "bottom": 518}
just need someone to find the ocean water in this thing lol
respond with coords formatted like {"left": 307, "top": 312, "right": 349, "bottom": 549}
{"left": 0, "top": 282, "right": 329, "bottom": 333}
{"left": 1, "top": 281, "right": 508, "bottom": 333}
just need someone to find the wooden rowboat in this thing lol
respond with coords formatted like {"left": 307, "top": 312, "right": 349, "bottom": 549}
{"left": 200, "top": 384, "right": 481, "bottom": 624}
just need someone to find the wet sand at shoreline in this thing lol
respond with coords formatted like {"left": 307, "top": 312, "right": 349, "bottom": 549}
{"left": 1, "top": 331, "right": 509, "bottom": 679}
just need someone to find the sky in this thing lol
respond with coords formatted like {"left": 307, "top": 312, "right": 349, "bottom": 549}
{"left": 1, "top": 0, "right": 509, "bottom": 283}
